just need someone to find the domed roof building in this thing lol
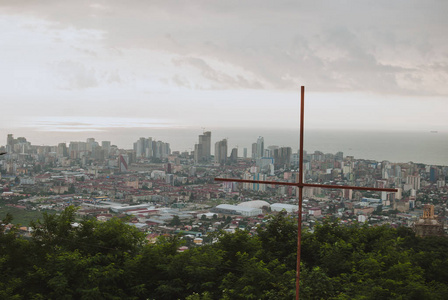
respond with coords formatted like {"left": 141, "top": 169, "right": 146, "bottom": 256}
{"left": 238, "top": 200, "right": 270, "bottom": 209}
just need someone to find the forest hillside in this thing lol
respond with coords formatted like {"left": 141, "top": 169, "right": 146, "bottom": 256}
{"left": 1, "top": 207, "right": 447, "bottom": 299}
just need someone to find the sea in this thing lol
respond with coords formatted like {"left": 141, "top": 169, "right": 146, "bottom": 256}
{"left": 20, "top": 127, "right": 448, "bottom": 167}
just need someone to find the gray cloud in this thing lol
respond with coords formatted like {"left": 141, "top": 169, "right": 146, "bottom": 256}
{"left": 2, "top": 0, "right": 448, "bottom": 95}
{"left": 106, "top": 70, "right": 122, "bottom": 84}
{"left": 170, "top": 74, "right": 191, "bottom": 89}
{"left": 71, "top": 46, "right": 97, "bottom": 57}
{"left": 52, "top": 60, "right": 98, "bottom": 90}
{"left": 172, "top": 57, "right": 264, "bottom": 90}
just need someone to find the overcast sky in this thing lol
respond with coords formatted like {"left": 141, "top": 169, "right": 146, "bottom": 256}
{"left": 1, "top": 1, "right": 447, "bottom": 147}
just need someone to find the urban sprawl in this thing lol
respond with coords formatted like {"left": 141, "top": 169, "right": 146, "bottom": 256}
{"left": 1, "top": 132, "right": 447, "bottom": 246}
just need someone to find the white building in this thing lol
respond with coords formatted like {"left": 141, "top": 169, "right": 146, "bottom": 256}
{"left": 215, "top": 204, "right": 262, "bottom": 217}
{"left": 238, "top": 200, "right": 270, "bottom": 209}
{"left": 271, "top": 203, "right": 299, "bottom": 213}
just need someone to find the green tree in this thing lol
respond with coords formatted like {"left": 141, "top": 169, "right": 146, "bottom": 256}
{"left": 170, "top": 215, "right": 181, "bottom": 226}
{"left": 257, "top": 212, "right": 298, "bottom": 269}
{"left": 1, "top": 206, "right": 448, "bottom": 299}
{"left": 67, "top": 184, "right": 75, "bottom": 194}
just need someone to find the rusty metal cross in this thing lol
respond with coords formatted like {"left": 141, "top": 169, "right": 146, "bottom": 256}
{"left": 215, "top": 86, "right": 398, "bottom": 300}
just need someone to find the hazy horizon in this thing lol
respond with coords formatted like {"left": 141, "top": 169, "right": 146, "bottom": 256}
{"left": 3, "top": 128, "right": 448, "bottom": 167}
{"left": 1, "top": 1, "right": 447, "bottom": 165}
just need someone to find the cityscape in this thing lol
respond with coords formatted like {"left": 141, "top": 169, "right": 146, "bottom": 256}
{"left": 2, "top": 1, "right": 448, "bottom": 298}
{"left": 1, "top": 131, "right": 446, "bottom": 239}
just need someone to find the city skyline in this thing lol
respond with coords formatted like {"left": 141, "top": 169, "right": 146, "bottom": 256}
{"left": 1, "top": 1, "right": 448, "bottom": 145}
{"left": 2, "top": 130, "right": 448, "bottom": 167}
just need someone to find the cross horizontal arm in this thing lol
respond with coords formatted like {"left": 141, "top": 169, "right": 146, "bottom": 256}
{"left": 214, "top": 177, "right": 397, "bottom": 192}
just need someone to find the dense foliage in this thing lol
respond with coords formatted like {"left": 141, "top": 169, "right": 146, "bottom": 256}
{"left": 1, "top": 208, "right": 448, "bottom": 299}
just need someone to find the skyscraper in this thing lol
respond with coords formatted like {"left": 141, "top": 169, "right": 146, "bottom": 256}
{"left": 194, "top": 143, "right": 203, "bottom": 164}
{"left": 57, "top": 143, "right": 68, "bottom": 158}
{"left": 214, "top": 139, "right": 227, "bottom": 164}
{"left": 256, "top": 136, "right": 264, "bottom": 159}
{"left": 161, "top": 142, "right": 171, "bottom": 158}
{"left": 273, "top": 147, "right": 292, "bottom": 169}
{"left": 133, "top": 137, "right": 160, "bottom": 159}
{"left": 86, "top": 138, "right": 99, "bottom": 152}
{"left": 194, "top": 131, "right": 211, "bottom": 164}
{"left": 406, "top": 175, "right": 421, "bottom": 190}
{"left": 134, "top": 137, "right": 153, "bottom": 158}
{"left": 135, "top": 137, "right": 146, "bottom": 158}
{"left": 146, "top": 137, "right": 153, "bottom": 157}
{"left": 430, "top": 167, "right": 439, "bottom": 183}
{"left": 230, "top": 148, "right": 238, "bottom": 163}
{"left": 101, "top": 141, "right": 111, "bottom": 156}
{"left": 200, "top": 131, "right": 211, "bottom": 158}
{"left": 6, "top": 134, "right": 14, "bottom": 154}
{"left": 7, "top": 134, "right": 14, "bottom": 146}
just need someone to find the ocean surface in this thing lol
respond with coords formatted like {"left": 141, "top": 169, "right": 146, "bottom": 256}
{"left": 16, "top": 128, "right": 447, "bottom": 167}
{"left": 166, "top": 128, "right": 448, "bottom": 166}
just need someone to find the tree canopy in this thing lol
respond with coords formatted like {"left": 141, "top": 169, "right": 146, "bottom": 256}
{"left": 1, "top": 208, "right": 447, "bottom": 299}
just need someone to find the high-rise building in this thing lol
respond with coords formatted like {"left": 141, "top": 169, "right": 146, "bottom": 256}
{"left": 256, "top": 136, "right": 264, "bottom": 159}
{"left": 430, "top": 167, "right": 439, "bottom": 183}
{"left": 256, "top": 157, "right": 274, "bottom": 173}
{"left": 86, "top": 138, "right": 99, "bottom": 152}
{"left": 394, "top": 165, "right": 402, "bottom": 179}
{"left": 57, "top": 143, "right": 68, "bottom": 158}
{"left": 194, "top": 131, "right": 211, "bottom": 164}
{"left": 229, "top": 148, "right": 238, "bottom": 163}
{"left": 5, "top": 134, "right": 14, "bottom": 154}
{"left": 214, "top": 139, "right": 227, "bottom": 164}
{"left": 273, "top": 147, "right": 292, "bottom": 169}
{"left": 101, "top": 141, "right": 111, "bottom": 156}
{"left": 200, "top": 131, "right": 211, "bottom": 159}
{"left": 166, "top": 174, "right": 174, "bottom": 185}
{"left": 135, "top": 137, "right": 146, "bottom": 158}
{"left": 68, "top": 141, "right": 87, "bottom": 159}
{"left": 147, "top": 140, "right": 170, "bottom": 159}
{"left": 149, "top": 140, "right": 156, "bottom": 158}
{"left": 118, "top": 154, "right": 128, "bottom": 172}
{"left": 134, "top": 137, "right": 153, "bottom": 158}
{"left": 266, "top": 145, "right": 278, "bottom": 158}
{"left": 194, "top": 144, "right": 203, "bottom": 164}
{"left": 406, "top": 175, "right": 421, "bottom": 190}
{"left": 5, "top": 134, "right": 30, "bottom": 154}
{"left": 243, "top": 172, "right": 267, "bottom": 191}
{"left": 335, "top": 151, "right": 344, "bottom": 161}
{"left": 145, "top": 137, "right": 154, "bottom": 157}
{"left": 291, "top": 152, "right": 300, "bottom": 167}
{"left": 7, "top": 134, "right": 14, "bottom": 146}
{"left": 133, "top": 137, "right": 169, "bottom": 159}
{"left": 161, "top": 142, "right": 171, "bottom": 158}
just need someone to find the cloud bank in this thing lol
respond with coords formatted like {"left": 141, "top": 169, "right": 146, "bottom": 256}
{"left": 1, "top": 0, "right": 448, "bottom": 95}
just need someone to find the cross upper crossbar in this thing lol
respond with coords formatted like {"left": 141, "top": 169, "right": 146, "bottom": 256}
{"left": 214, "top": 86, "right": 398, "bottom": 300}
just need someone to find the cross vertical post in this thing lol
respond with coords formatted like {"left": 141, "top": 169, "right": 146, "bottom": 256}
{"left": 296, "top": 86, "right": 305, "bottom": 300}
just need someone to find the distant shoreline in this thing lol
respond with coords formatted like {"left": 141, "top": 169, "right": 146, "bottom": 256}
{"left": 2, "top": 129, "right": 448, "bottom": 166}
